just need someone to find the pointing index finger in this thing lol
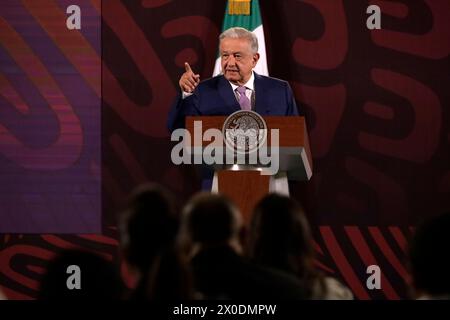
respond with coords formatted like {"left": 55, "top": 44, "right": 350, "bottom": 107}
{"left": 184, "top": 62, "right": 192, "bottom": 73}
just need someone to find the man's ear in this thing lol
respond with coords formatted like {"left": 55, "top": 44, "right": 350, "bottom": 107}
{"left": 252, "top": 53, "right": 260, "bottom": 66}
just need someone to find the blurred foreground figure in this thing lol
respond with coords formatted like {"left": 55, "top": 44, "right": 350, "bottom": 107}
{"left": 408, "top": 211, "right": 450, "bottom": 299}
{"left": 247, "top": 193, "right": 353, "bottom": 299}
{"left": 119, "top": 183, "right": 192, "bottom": 300}
{"left": 180, "top": 192, "right": 306, "bottom": 299}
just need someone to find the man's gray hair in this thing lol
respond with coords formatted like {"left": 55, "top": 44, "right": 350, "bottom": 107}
{"left": 219, "top": 27, "right": 258, "bottom": 53}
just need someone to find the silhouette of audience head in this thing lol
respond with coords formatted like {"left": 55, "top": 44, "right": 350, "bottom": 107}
{"left": 119, "top": 183, "right": 179, "bottom": 275}
{"left": 408, "top": 211, "right": 450, "bottom": 299}
{"left": 39, "top": 249, "right": 123, "bottom": 300}
{"left": 247, "top": 193, "right": 327, "bottom": 298}
{"left": 180, "top": 193, "right": 242, "bottom": 254}
{"left": 248, "top": 193, "right": 314, "bottom": 275}
{"left": 119, "top": 183, "right": 194, "bottom": 300}
{"left": 181, "top": 193, "right": 311, "bottom": 300}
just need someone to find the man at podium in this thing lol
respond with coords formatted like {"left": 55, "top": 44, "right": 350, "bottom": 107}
{"left": 167, "top": 27, "right": 299, "bottom": 133}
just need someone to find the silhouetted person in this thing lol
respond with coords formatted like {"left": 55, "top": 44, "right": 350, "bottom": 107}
{"left": 119, "top": 183, "right": 192, "bottom": 300}
{"left": 408, "top": 212, "right": 450, "bottom": 299}
{"left": 247, "top": 193, "right": 353, "bottom": 299}
{"left": 38, "top": 249, "right": 123, "bottom": 300}
{"left": 179, "top": 192, "right": 306, "bottom": 300}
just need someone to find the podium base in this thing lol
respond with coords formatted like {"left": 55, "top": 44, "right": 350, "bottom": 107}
{"left": 211, "top": 169, "right": 290, "bottom": 223}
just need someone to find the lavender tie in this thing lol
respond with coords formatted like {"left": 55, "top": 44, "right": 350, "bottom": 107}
{"left": 236, "top": 86, "right": 251, "bottom": 111}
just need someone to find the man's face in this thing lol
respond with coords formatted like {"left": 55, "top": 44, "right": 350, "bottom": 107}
{"left": 220, "top": 37, "right": 259, "bottom": 85}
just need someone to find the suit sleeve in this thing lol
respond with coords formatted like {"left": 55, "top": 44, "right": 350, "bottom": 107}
{"left": 166, "top": 90, "right": 200, "bottom": 133}
{"left": 285, "top": 82, "right": 299, "bottom": 116}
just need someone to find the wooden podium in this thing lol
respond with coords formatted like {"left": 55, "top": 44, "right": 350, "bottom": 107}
{"left": 185, "top": 116, "right": 312, "bottom": 223}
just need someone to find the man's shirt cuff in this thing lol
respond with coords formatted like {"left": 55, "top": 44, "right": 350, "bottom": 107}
{"left": 182, "top": 91, "right": 193, "bottom": 99}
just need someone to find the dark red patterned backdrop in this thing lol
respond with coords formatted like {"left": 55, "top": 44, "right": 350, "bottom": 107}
{"left": 1, "top": 0, "right": 449, "bottom": 299}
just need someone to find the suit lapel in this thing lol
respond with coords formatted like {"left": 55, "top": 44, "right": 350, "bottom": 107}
{"left": 254, "top": 72, "right": 270, "bottom": 115}
{"left": 218, "top": 76, "right": 240, "bottom": 114}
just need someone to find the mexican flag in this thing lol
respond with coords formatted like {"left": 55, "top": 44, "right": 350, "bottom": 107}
{"left": 213, "top": 0, "right": 268, "bottom": 77}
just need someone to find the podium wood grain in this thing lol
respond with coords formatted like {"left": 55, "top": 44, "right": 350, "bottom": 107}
{"left": 217, "top": 170, "right": 270, "bottom": 224}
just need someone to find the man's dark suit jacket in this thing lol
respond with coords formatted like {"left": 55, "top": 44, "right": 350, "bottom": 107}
{"left": 167, "top": 72, "right": 299, "bottom": 133}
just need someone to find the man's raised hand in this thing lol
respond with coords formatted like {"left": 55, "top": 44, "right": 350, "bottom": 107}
{"left": 179, "top": 62, "right": 200, "bottom": 93}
